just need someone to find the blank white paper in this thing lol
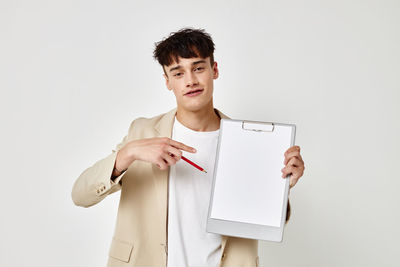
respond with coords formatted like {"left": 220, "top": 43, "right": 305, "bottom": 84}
{"left": 210, "top": 120, "right": 293, "bottom": 227}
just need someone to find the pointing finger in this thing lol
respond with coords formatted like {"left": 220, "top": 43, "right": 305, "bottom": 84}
{"left": 170, "top": 139, "right": 196, "bottom": 153}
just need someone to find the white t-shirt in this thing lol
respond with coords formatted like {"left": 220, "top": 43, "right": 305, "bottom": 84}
{"left": 167, "top": 116, "right": 222, "bottom": 267}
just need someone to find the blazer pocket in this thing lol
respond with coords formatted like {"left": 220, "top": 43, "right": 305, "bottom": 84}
{"left": 109, "top": 237, "right": 134, "bottom": 263}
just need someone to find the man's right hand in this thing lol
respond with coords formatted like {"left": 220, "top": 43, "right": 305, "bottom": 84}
{"left": 115, "top": 137, "right": 197, "bottom": 172}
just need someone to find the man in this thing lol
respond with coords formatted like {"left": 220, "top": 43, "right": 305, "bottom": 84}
{"left": 72, "top": 28, "right": 305, "bottom": 267}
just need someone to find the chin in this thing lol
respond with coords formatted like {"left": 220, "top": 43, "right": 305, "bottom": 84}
{"left": 183, "top": 105, "right": 204, "bottom": 112}
{"left": 177, "top": 95, "right": 213, "bottom": 112}
{"left": 179, "top": 102, "right": 207, "bottom": 113}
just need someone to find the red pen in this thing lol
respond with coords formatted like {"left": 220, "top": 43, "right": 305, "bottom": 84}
{"left": 181, "top": 156, "right": 207, "bottom": 173}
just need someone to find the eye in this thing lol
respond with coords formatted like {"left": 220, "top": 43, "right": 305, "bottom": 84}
{"left": 195, "top": 67, "right": 204, "bottom": 71}
{"left": 173, "top": 72, "right": 183, "bottom": 77}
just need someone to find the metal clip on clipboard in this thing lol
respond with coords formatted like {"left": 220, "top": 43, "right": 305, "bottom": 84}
{"left": 241, "top": 121, "right": 275, "bottom": 132}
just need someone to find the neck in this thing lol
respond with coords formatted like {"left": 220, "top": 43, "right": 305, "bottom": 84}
{"left": 176, "top": 102, "right": 220, "bottom": 132}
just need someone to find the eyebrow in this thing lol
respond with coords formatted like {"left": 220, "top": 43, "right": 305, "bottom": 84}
{"left": 168, "top": 60, "right": 207, "bottom": 73}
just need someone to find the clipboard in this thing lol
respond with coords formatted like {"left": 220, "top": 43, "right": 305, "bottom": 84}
{"left": 206, "top": 119, "right": 296, "bottom": 242}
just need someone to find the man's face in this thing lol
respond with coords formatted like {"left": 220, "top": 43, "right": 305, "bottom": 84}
{"left": 163, "top": 56, "right": 219, "bottom": 113}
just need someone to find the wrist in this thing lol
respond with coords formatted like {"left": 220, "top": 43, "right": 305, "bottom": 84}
{"left": 114, "top": 165, "right": 126, "bottom": 174}
{"left": 111, "top": 164, "right": 126, "bottom": 181}
{"left": 114, "top": 144, "right": 136, "bottom": 177}
{"left": 113, "top": 151, "right": 127, "bottom": 176}
{"left": 126, "top": 143, "right": 137, "bottom": 163}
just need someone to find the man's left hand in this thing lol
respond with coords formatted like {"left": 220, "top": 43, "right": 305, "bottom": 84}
{"left": 281, "top": 146, "right": 305, "bottom": 188}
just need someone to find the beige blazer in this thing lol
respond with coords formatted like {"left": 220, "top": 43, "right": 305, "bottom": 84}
{"left": 72, "top": 107, "right": 290, "bottom": 267}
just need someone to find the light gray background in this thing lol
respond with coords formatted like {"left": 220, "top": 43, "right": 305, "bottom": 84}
{"left": 1, "top": 0, "right": 399, "bottom": 266}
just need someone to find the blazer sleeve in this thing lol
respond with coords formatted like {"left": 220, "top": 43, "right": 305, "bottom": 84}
{"left": 71, "top": 120, "right": 135, "bottom": 208}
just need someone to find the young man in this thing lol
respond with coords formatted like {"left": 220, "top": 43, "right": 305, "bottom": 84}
{"left": 72, "top": 28, "right": 305, "bottom": 267}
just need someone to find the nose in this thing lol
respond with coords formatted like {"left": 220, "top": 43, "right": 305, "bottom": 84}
{"left": 185, "top": 72, "right": 199, "bottom": 87}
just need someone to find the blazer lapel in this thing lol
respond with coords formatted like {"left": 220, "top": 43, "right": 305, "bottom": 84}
{"left": 151, "top": 108, "right": 177, "bottom": 249}
{"left": 154, "top": 107, "right": 178, "bottom": 137}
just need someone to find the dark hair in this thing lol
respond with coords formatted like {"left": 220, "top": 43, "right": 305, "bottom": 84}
{"left": 153, "top": 28, "right": 215, "bottom": 70}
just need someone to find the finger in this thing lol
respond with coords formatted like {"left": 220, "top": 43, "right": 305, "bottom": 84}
{"left": 284, "top": 149, "right": 300, "bottom": 160}
{"left": 293, "top": 168, "right": 304, "bottom": 179}
{"left": 286, "top": 157, "right": 303, "bottom": 168}
{"left": 169, "top": 139, "right": 196, "bottom": 153}
{"left": 281, "top": 165, "right": 296, "bottom": 178}
{"left": 284, "top": 165, "right": 304, "bottom": 178}
{"left": 162, "top": 153, "right": 178, "bottom": 167}
{"left": 284, "top": 146, "right": 300, "bottom": 156}
{"left": 166, "top": 146, "right": 183, "bottom": 161}
{"left": 284, "top": 152, "right": 303, "bottom": 165}
{"left": 290, "top": 169, "right": 303, "bottom": 187}
{"left": 290, "top": 167, "right": 304, "bottom": 180}
{"left": 156, "top": 159, "right": 168, "bottom": 170}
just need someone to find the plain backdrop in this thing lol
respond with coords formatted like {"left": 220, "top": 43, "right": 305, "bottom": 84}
{"left": 1, "top": 0, "right": 399, "bottom": 266}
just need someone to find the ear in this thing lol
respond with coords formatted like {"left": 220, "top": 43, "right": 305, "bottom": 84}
{"left": 212, "top": 61, "right": 219, "bottom": 79}
{"left": 163, "top": 73, "right": 173, "bottom": 91}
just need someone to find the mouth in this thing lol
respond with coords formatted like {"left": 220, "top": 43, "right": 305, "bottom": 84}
{"left": 184, "top": 89, "right": 204, "bottom": 96}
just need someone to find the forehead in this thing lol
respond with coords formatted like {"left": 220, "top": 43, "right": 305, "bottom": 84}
{"left": 166, "top": 56, "right": 210, "bottom": 69}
